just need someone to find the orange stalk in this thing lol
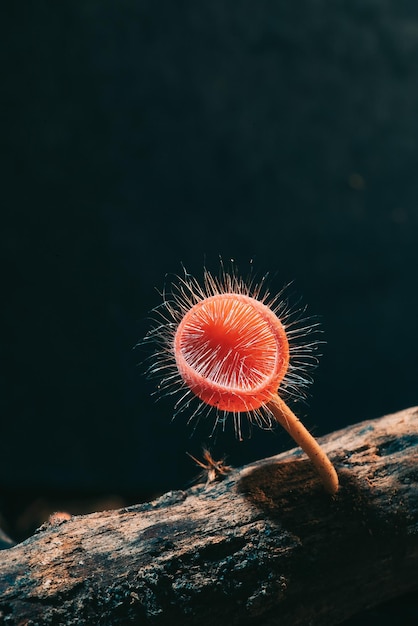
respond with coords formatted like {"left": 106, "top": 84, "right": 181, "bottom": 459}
{"left": 268, "top": 393, "right": 339, "bottom": 494}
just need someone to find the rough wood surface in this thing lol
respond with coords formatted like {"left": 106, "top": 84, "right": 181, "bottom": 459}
{"left": 1, "top": 407, "right": 417, "bottom": 626}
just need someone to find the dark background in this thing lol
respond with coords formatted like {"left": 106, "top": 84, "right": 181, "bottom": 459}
{"left": 1, "top": 2, "right": 418, "bottom": 618}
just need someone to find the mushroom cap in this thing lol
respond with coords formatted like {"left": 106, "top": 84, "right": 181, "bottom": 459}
{"left": 174, "top": 293, "right": 289, "bottom": 412}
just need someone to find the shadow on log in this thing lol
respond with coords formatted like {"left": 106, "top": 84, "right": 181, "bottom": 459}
{"left": 0, "top": 407, "right": 417, "bottom": 625}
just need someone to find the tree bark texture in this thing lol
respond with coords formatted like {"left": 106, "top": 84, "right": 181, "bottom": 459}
{"left": 1, "top": 407, "right": 417, "bottom": 625}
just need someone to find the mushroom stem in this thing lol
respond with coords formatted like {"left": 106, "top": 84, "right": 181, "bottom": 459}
{"left": 267, "top": 394, "right": 339, "bottom": 494}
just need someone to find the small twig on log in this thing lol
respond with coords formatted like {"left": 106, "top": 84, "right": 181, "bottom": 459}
{"left": 1, "top": 407, "right": 417, "bottom": 626}
{"left": 0, "top": 530, "right": 14, "bottom": 552}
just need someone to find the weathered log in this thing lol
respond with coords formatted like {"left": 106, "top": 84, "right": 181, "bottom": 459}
{"left": 1, "top": 407, "right": 417, "bottom": 625}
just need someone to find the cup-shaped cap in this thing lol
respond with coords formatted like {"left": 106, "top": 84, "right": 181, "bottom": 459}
{"left": 174, "top": 293, "right": 290, "bottom": 412}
